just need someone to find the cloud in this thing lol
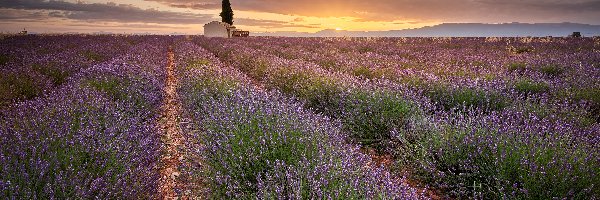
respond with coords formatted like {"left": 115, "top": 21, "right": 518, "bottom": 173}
{"left": 146, "top": 1, "right": 220, "bottom": 10}
{"left": 65, "top": 22, "right": 182, "bottom": 29}
{"left": 236, "top": 18, "right": 320, "bottom": 29}
{"left": 476, "top": 0, "right": 600, "bottom": 11}
{"left": 3, "top": 0, "right": 599, "bottom": 33}
{"left": 0, "top": 0, "right": 322, "bottom": 30}
{"left": 146, "top": 0, "right": 600, "bottom": 24}
{"left": 0, "top": 0, "right": 216, "bottom": 24}
{"left": 0, "top": 9, "right": 47, "bottom": 21}
{"left": 169, "top": 3, "right": 220, "bottom": 10}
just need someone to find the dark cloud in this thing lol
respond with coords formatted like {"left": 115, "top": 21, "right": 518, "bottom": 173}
{"left": 48, "top": 11, "right": 65, "bottom": 18}
{"left": 0, "top": 9, "right": 47, "bottom": 21}
{"left": 149, "top": 1, "right": 220, "bottom": 10}
{"left": 3, "top": 0, "right": 599, "bottom": 33}
{"left": 146, "top": 0, "right": 600, "bottom": 24}
{"left": 172, "top": 3, "right": 219, "bottom": 10}
{"left": 66, "top": 22, "right": 182, "bottom": 29}
{"left": 0, "top": 0, "right": 216, "bottom": 24}
{"left": 0, "top": 0, "right": 324, "bottom": 30}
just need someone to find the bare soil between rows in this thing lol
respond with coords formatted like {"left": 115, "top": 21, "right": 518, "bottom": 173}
{"left": 158, "top": 47, "right": 187, "bottom": 199}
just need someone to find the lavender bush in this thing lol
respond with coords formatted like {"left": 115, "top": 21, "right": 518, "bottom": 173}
{"left": 195, "top": 37, "right": 424, "bottom": 151}
{"left": 0, "top": 35, "right": 137, "bottom": 108}
{"left": 196, "top": 36, "right": 599, "bottom": 199}
{"left": 175, "top": 41, "right": 422, "bottom": 199}
{"left": 0, "top": 36, "right": 171, "bottom": 199}
{"left": 1, "top": 35, "right": 597, "bottom": 199}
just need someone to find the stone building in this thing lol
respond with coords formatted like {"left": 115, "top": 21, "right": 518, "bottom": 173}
{"left": 203, "top": 21, "right": 249, "bottom": 38}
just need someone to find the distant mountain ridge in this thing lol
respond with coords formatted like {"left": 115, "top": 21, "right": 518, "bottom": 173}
{"left": 254, "top": 22, "right": 600, "bottom": 37}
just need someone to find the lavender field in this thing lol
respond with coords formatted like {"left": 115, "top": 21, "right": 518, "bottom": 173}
{"left": 1, "top": 35, "right": 599, "bottom": 199}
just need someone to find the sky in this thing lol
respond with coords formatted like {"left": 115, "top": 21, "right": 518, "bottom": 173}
{"left": 0, "top": 0, "right": 599, "bottom": 34}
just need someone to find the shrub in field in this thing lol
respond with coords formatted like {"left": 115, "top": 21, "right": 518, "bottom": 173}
{"left": 426, "top": 85, "right": 507, "bottom": 112}
{"left": 81, "top": 50, "right": 104, "bottom": 62}
{"left": 400, "top": 76, "right": 428, "bottom": 89}
{"left": 343, "top": 90, "right": 416, "bottom": 148}
{"left": 83, "top": 76, "right": 149, "bottom": 110}
{"left": 84, "top": 77, "right": 128, "bottom": 101}
{"left": 454, "top": 89, "right": 506, "bottom": 111}
{"left": 394, "top": 105, "right": 600, "bottom": 199}
{"left": 268, "top": 67, "right": 345, "bottom": 116}
{"left": 236, "top": 55, "right": 270, "bottom": 81}
{"left": 573, "top": 88, "right": 600, "bottom": 106}
{"left": 514, "top": 79, "right": 549, "bottom": 95}
{"left": 32, "top": 63, "right": 71, "bottom": 86}
{"left": 572, "top": 88, "right": 600, "bottom": 122}
{"left": 0, "top": 54, "right": 9, "bottom": 65}
{"left": 507, "top": 62, "right": 527, "bottom": 72}
{"left": 270, "top": 68, "right": 312, "bottom": 95}
{"left": 508, "top": 46, "right": 533, "bottom": 54}
{"left": 0, "top": 72, "right": 42, "bottom": 107}
{"left": 198, "top": 94, "right": 325, "bottom": 197}
{"left": 539, "top": 64, "right": 564, "bottom": 77}
{"left": 352, "top": 66, "right": 374, "bottom": 79}
{"left": 351, "top": 66, "right": 394, "bottom": 80}
{"left": 185, "top": 59, "right": 240, "bottom": 98}
{"left": 269, "top": 64, "right": 418, "bottom": 149}
{"left": 358, "top": 46, "right": 374, "bottom": 53}
{"left": 416, "top": 119, "right": 599, "bottom": 199}
{"left": 297, "top": 77, "right": 344, "bottom": 116}
{"left": 317, "top": 59, "right": 339, "bottom": 71}
{"left": 376, "top": 67, "right": 399, "bottom": 80}
{"left": 518, "top": 102, "right": 596, "bottom": 127}
{"left": 186, "top": 59, "right": 211, "bottom": 70}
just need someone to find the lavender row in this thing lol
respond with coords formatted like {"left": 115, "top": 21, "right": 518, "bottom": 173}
{"left": 195, "top": 37, "right": 429, "bottom": 151}
{"left": 196, "top": 37, "right": 599, "bottom": 199}
{"left": 0, "top": 35, "right": 143, "bottom": 108}
{"left": 0, "top": 36, "right": 174, "bottom": 199}
{"left": 174, "top": 41, "right": 424, "bottom": 199}
{"left": 232, "top": 37, "right": 600, "bottom": 124}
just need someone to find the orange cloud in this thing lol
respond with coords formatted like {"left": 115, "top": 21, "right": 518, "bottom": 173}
{"left": 147, "top": 0, "right": 600, "bottom": 24}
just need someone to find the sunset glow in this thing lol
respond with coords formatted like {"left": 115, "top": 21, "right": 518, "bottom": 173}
{"left": 0, "top": 0, "right": 599, "bottom": 34}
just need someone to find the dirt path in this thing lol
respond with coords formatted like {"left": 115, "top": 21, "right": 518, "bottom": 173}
{"left": 362, "top": 148, "right": 443, "bottom": 199}
{"left": 159, "top": 47, "right": 186, "bottom": 199}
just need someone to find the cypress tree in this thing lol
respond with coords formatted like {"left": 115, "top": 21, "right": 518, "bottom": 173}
{"left": 220, "top": 0, "right": 234, "bottom": 25}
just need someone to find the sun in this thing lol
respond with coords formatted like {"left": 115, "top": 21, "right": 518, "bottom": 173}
{"left": 335, "top": 27, "right": 343, "bottom": 31}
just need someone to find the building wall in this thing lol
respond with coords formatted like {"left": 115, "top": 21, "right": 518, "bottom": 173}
{"left": 204, "top": 22, "right": 229, "bottom": 38}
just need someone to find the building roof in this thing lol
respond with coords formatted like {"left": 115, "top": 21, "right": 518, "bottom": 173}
{"left": 204, "top": 21, "right": 233, "bottom": 28}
